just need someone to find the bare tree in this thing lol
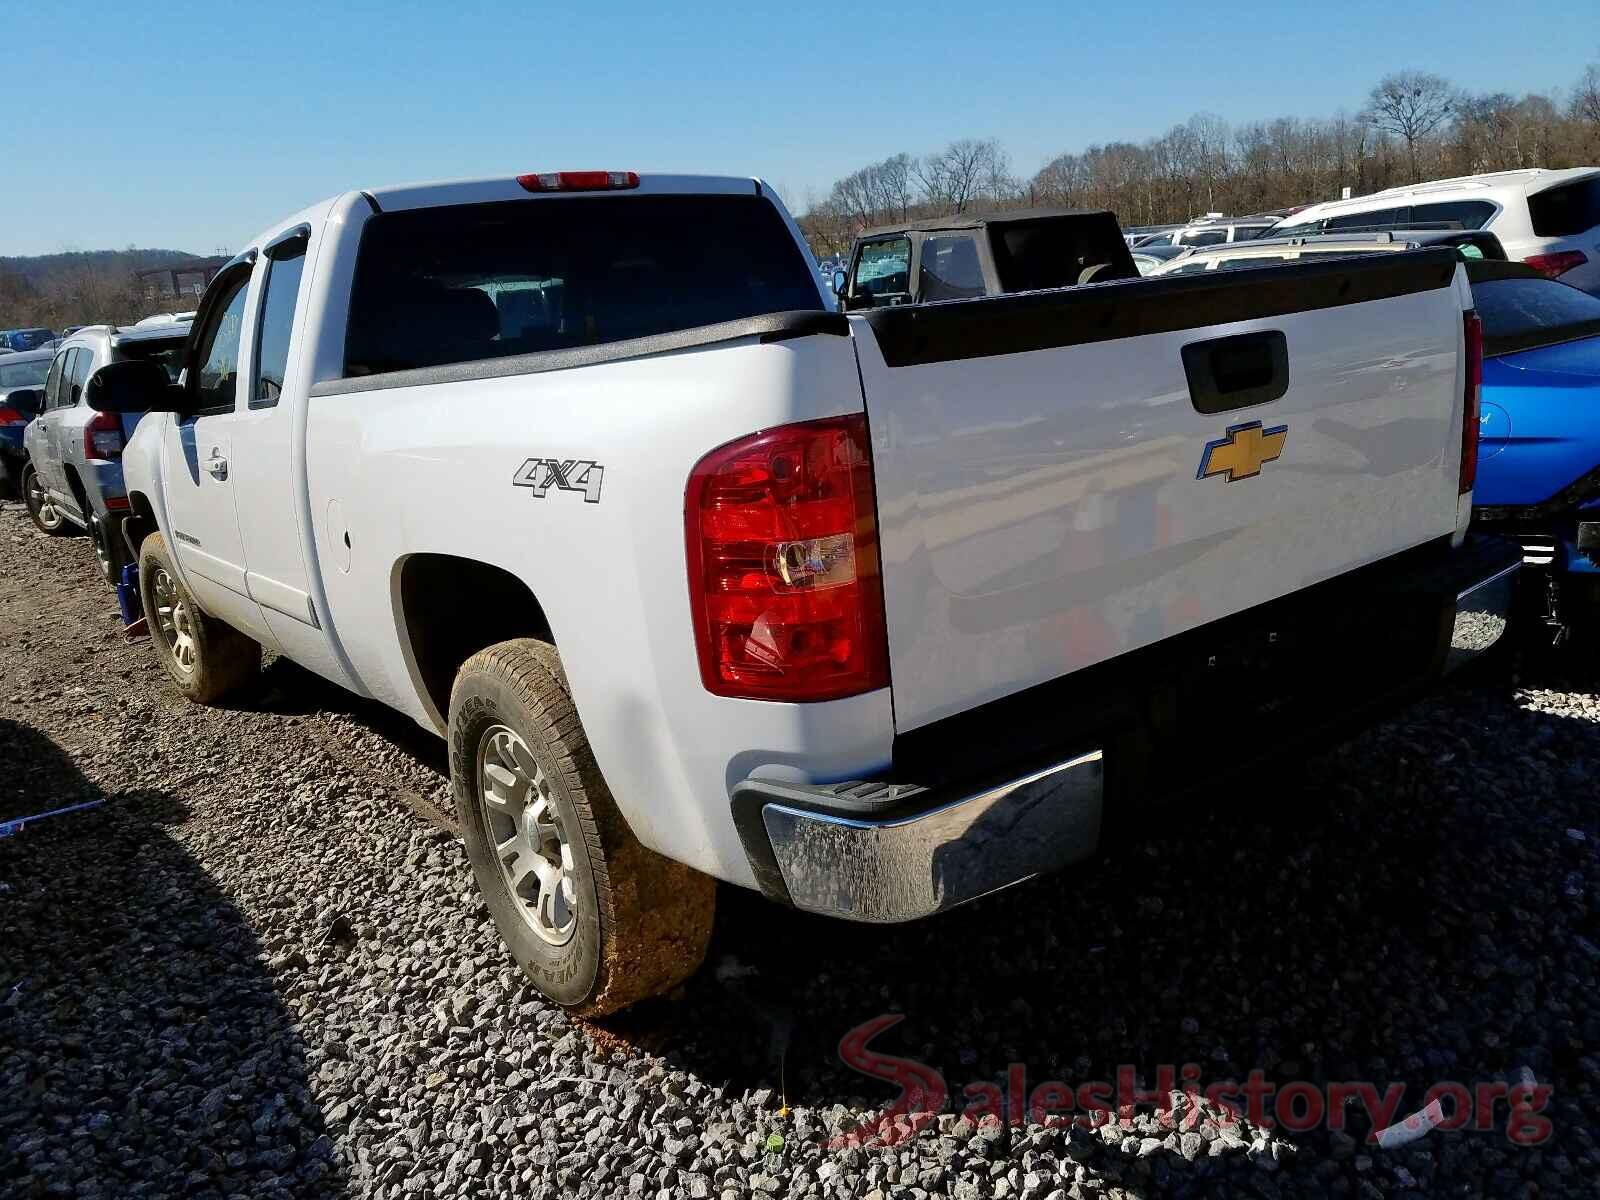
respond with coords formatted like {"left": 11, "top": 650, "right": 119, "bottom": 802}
{"left": 1365, "top": 70, "right": 1456, "bottom": 180}
{"left": 916, "top": 138, "right": 1008, "bottom": 213}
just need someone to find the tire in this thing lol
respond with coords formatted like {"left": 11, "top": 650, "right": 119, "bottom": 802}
{"left": 138, "top": 532, "right": 260, "bottom": 703}
{"left": 449, "top": 639, "right": 715, "bottom": 1016}
{"left": 90, "top": 512, "right": 130, "bottom": 585}
{"left": 21, "top": 462, "right": 70, "bottom": 536}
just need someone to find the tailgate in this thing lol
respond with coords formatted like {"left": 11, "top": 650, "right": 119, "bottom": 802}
{"left": 852, "top": 250, "right": 1467, "bottom": 732}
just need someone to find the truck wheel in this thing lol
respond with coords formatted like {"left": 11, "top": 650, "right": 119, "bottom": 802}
{"left": 90, "top": 512, "right": 130, "bottom": 584}
{"left": 22, "top": 463, "right": 69, "bottom": 536}
{"left": 449, "top": 639, "right": 715, "bottom": 1017}
{"left": 138, "top": 532, "right": 260, "bottom": 703}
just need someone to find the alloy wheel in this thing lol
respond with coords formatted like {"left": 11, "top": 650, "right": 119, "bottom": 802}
{"left": 477, "top": 724, "right": 578, "bottom": 946}
{"left": 150, "top": 567, "right": 197, "bottom": 674}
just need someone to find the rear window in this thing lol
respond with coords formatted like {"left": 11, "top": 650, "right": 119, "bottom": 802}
{"left": 344, "top": 195, "right": 820, "bottom": 377}
{"left": 1529, "top": 177, "right": 1600, "bottom": 237}
{"left": 1471, "top": 275, "right": 1600, "bottom": 356}
{"left": 0, "top": 358, "right": 49, "bottom": 389}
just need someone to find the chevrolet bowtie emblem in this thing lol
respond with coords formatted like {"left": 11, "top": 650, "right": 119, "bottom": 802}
{"left": 1196, "top": 421, "right": 1288, "bottom": 482}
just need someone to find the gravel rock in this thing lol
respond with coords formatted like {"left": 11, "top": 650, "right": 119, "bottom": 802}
{"left": 3, "top": 500, "right": 1599, "bottom": 1198}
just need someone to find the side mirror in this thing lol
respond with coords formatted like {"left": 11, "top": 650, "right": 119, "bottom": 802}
{"left": 6, "top": 388, "right": 41, "bottom": 416}
{"left": 832, "top": 268, "right": 847, "bottom": 295}
{"left": 86, "top": 359, "right": 186, "bottom": 414}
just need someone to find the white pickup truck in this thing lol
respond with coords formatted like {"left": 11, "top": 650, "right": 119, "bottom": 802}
{"left": 91, "top": 170, "right": 1519, "bottom": 1016}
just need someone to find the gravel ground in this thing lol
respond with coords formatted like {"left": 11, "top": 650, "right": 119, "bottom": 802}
{"left": 3, "top": 499, "right": 1599, "bottom": 1199}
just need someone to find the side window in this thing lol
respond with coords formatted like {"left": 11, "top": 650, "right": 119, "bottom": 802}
{"left": 192, "top": 274, "right": 251, "bottom": 414}
{"left": 67, "top": 348, "right": 92, "bottom": 407}
{"left": 918, "top": 235, "right": 986, "bottom": 302}
{"left": 1179, "top": 228, "right": 1228, "bottom": 247}
{"left": 43, "top": 351, "right": 66, "bottom": 410}
{"left": 1412, "top": 200, "right": 1496, "bottom": 230}
{"left": 252, "top": 243, "right": 307, "bottom": 408}
{"left": 1326, "top": 206, "right": 1410, "bottom": 231}
{"left": 853, "top": 238, "right": 912, "bottom": 302}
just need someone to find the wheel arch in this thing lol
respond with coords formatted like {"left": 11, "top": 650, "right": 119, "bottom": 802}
{"left": 122, "top": 491, "right": 161, "bottom": 557}
{"left": 393, "top": 553, "right": 555, "bottom": 732}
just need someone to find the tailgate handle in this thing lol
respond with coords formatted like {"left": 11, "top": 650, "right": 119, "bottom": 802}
{"left": 1182, "top": 330, "right": 1289, "bottom": 415}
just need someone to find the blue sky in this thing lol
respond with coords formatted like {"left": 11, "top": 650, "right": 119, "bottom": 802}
{"left": 1, "top": 0, "right": 1595, "bottom": 257}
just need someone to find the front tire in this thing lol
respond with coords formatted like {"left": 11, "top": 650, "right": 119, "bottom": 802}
{"left": 449, "top": 639, "right": 715, "bottom": 1016}
{"left": 138, "top": 532, "right": 259, "bottom": 703}
{"left": 22, "top": 463, "right": 69, "bottom": 536}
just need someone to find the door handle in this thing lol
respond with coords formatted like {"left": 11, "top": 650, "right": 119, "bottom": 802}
{"left": 205, "top": 450, "right": 229, "bottom": 480}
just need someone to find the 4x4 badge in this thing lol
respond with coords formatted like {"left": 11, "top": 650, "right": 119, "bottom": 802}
{"left": 513, "top": 458, "right": 604, "bottom": 503}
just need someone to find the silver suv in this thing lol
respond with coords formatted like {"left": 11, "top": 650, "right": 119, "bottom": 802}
{"left": 22, "top": 322, "right": 188, "bottom": 581}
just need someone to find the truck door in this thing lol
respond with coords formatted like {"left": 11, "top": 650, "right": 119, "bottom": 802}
{"left": 226, "top": 227, "right": 335, "bottom": 658}
{"left": 159, "top": 263, "right": 274, "bottom": 644}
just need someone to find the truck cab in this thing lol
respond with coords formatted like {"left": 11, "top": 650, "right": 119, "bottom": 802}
{"left": 833, "top": 208, "right": 1140, "bottom": 310}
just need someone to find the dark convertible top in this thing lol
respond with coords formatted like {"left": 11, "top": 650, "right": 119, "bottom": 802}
{"left": 858, "top": 207, "right": 1112, "bottom": 240}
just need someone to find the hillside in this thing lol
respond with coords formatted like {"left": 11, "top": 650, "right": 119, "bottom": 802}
{"left": 0, "top": 248, "right": 210, "bottom": 330}
{"left": 1, "top": 247, "right": 203, "bottom": 284}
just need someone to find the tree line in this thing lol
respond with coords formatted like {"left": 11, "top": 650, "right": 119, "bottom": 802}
{"left": 799, "top": 64, "right": 1600, "bottom": 257}
{"left": 0, "top": 249, "right": 204, "bottom": 332}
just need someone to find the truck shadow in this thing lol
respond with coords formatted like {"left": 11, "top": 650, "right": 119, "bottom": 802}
{"left": 0, "top": 719, "right": 346, "bottom": 1198}
{"left": 609, "top": 663, "right": 1594, "bottom": 1192}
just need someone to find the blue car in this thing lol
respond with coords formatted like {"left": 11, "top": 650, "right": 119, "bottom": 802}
{"left": 1469, "top": 260, "right": 1600, "bottom": 638}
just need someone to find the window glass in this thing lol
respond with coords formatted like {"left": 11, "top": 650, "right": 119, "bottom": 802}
{"left": 344, "top": 195, "right": 820, "bottom": 376}
{"left": 917, "top": 234, "right": 986, "bottom": 301}
{"left": 1326, "top": 207, "right": 1409, "bottom": 231}
{"left": 1164, "top": 261, "right": 1214, "bottom": 275}
{"left": 1215, "top": 255, "right": 1290, "bottom": 271}
{"left": 1410, "top": 200, "right": 1496, "bottom": 230}
{"left": 253, "top": 245, "right": 306, "bottom": 407}
{"left": 854, "top": 238, "right": 913, "bottom": 300}
{"left": 43, "top": 351, "right": 65, "bottom": 408}
{"left": 1471, "top": 275, "right": 1600, "bottom": 351}
{"left": 193, "top": 275, "right": 250, "bottom": 412}
{"left": 120, "top": 338, "right": 189, "bottom": 381}
{"left": 67, "top": 347, "right": 92, "bottom": 406}
{"left": 1268, "top": 221, "right": 1323, "bottom": 238}
{"left": 1528, "top": 177, "right": 1600, "bottom": 237}
{"left": 0, "top": 356, "right": 49, "bottom": 389}
{"left": 1179, "top": 228, "right": 1228, "bottom": 246}
{"left": 1229, "top": 226, "right": 1268, "bottom": 242}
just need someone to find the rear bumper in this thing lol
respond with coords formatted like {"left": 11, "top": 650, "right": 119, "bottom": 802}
{"left": 734, "top": 536, "right": 1519, "bottom": 923}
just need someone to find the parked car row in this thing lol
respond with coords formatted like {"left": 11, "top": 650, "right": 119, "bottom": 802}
{"left": 1266, "top": 167, "right": 1600, "bottom": 293}
{"left": 11, "top": 321, "right": 191, "bottom": 580}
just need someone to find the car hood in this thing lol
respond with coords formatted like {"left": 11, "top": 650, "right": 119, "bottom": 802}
{"left": 1473, "top": 334, "right": 1600, "bottom": 509}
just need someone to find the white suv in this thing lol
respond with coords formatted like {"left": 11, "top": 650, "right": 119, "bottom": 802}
{"left": 1268, "top": 168, "right": 1600, "bottom": 294}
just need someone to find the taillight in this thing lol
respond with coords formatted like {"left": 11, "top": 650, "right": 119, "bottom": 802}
{"left": 685, "top": 415, "right": 889, "bottom": 701}
{"left": 0, "top": 406, "right": 25, "bottom": 427}
{"left": 1524, "top": 250, "right": 1587, "bottom": 279}
{"left": 516, "top": 171, "right": 639, "bottom": 193}
{"left": 1460, "top": 310, "right": 1483, "bottom": 495}
{"left": 84, "top": 410, "right": 123, "bottom": 460}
